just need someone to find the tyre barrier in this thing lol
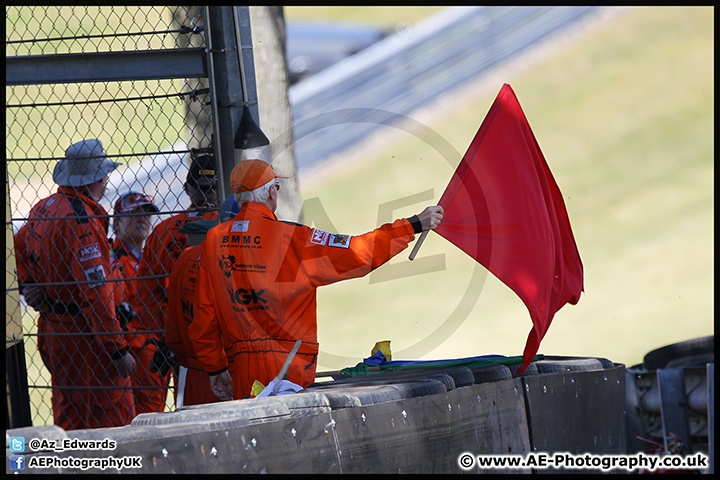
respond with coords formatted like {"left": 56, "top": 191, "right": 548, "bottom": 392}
{"left": 534, "top": 361, "right": 566, "bottom": 374}
{"left": 302, "top": 379, "right": 449, "bottom": 408}
{"left": 535, "top": 358, "right": 604, "bottom": 374}
{"left": 508, "top": 361, "right": 539, "bottom": 377}
{"left": 596, "top": 357, "right": 615, "bottom": 369}
{"left": 309, "top": 372, "right": 456, "bottom": 392}
{"left": 6, "top": 357, "right": 629, "bottom": 474}
{"left": 131, "top": 392, "right": 333, "bottom": 427}
{"left": 642, "top": 335, "right": 714, "bottom": 370}
{"left": 470, "top": 364, "right": 513, "bottom": 384}
{"left": 394, "top": 366, "right": 475, "bottom": 388}
{"left": 309, "top": 365, "right": 475, "bottom": 390}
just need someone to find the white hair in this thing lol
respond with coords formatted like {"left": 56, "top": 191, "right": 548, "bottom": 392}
{"left": 233, "top": 178, "right": 275, "bottom": 207}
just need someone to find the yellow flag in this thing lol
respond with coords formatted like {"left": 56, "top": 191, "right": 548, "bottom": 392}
{"left": 251, "top": 380, "right": 265, "bottom": 396}
{"left": 371, "top": 340, "right": 392, "bottom": 361}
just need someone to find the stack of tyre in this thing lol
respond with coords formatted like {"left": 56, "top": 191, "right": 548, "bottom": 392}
{"left": 304, "top": 355, "right": 617, "bottom": 408}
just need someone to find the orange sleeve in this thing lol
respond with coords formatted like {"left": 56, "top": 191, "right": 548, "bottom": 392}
{"left": 280, "top": 218, "right": 416, "bottom": 287}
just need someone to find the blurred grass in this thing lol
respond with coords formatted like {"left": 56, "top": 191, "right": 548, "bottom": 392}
{"left": 298, "top": 6, "right": 714, "bottom": 371}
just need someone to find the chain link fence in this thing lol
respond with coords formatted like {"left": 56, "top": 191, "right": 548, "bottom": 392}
{"left": 6, "top": 6, "right": 216, "bottom": 428}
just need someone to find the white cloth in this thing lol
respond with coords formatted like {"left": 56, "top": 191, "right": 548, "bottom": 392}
{"left": 256, "top": 378, "right": 303, "bottom": 397}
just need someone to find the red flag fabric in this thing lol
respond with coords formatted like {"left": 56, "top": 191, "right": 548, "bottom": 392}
{"left": 435, "top": 84, "right": 583, "bottom": 373}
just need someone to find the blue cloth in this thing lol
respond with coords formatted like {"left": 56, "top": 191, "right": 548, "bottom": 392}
{"left": 218, "top": 194, "right": 240, "bottom": 224}
{"left": 362, "top": 350, "right": 388, "bottom": 365}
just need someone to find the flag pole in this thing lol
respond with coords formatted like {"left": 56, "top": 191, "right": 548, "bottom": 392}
{"left": 408, "top": 230, "right": 429, "bottom": 261}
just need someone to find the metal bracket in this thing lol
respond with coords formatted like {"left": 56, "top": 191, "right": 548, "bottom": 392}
{"left": 657, "top": 367, "right": 692, "bottom": 453}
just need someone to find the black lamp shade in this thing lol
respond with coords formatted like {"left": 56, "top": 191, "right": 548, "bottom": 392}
{"left": 234, "top": 106, "right": 270, "bottom": 150}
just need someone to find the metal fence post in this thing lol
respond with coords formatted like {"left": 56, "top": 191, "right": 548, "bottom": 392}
{"left": 6, "top": 175, "right": 31, "bottom": 428}
{"left": 708, "top": 363, "right": 714, "bottom": 473}
{"left": 204, "top": 6, "right": 261, "bottom": 202}
{"left": 6, "top": 342, "right": 33, "bottom": 428}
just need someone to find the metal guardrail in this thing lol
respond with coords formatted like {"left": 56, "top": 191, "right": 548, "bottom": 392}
{"left": 288, "top": 6, "right": 601, "bottom": 171}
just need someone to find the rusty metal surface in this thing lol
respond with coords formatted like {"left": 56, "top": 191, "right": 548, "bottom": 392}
{"left": 326, "top": 380, "right": 531, "bottom": 474}
{"left": 626, "top": 364, "right": 711, "bottom": 455}
{"left": 522, "top": 365, "right": 626, "bottom": 474}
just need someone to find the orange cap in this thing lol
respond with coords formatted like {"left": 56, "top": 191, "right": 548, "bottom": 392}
{"left": 230, "top": 159, "right": 289, "bottom": 193}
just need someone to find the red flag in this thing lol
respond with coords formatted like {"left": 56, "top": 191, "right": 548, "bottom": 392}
{"left": 435, "top": 84, "right": 584, "bottom": 373}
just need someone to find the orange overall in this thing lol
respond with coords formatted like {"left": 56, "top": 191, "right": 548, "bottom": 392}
{"left": 134, "top": 204, "right": 217, "bottom": 412}
{"left": 189, "top": 202, "right": 417, "bottom": 399}
{"left": 165, "top": 244, "right": 233, "bottom": 406}
{"left": 110, "top": 238, "right": 162, "bottom": 414}
{"left": 15, "top": 187, "right": 135, "bottom": 429}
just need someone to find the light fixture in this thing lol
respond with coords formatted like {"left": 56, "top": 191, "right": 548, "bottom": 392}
{"left": 234, "top": 106, "right": 270, "bottom": 163}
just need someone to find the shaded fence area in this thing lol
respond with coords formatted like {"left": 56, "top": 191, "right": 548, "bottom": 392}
{"left": 6, "top": 6, "right": 214, "bottom": 428}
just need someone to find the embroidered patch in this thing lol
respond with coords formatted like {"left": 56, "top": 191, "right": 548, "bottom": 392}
{"left": 310, "top": 229, "right": 329, "bottom": 246}
{"left": 328, "top": 234, "right": 352, "bottom": 249}
{"left": 219, "top": 254, "right": 235, "bottom": 278}
{"left": 77, "top": 243, "right": 101, "bottom": 262}
{"left": 231, "top": 220, "right": 249, "bottom": 233}
{"left": 84, "top": 265, "right": 106, "bottom": 289}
